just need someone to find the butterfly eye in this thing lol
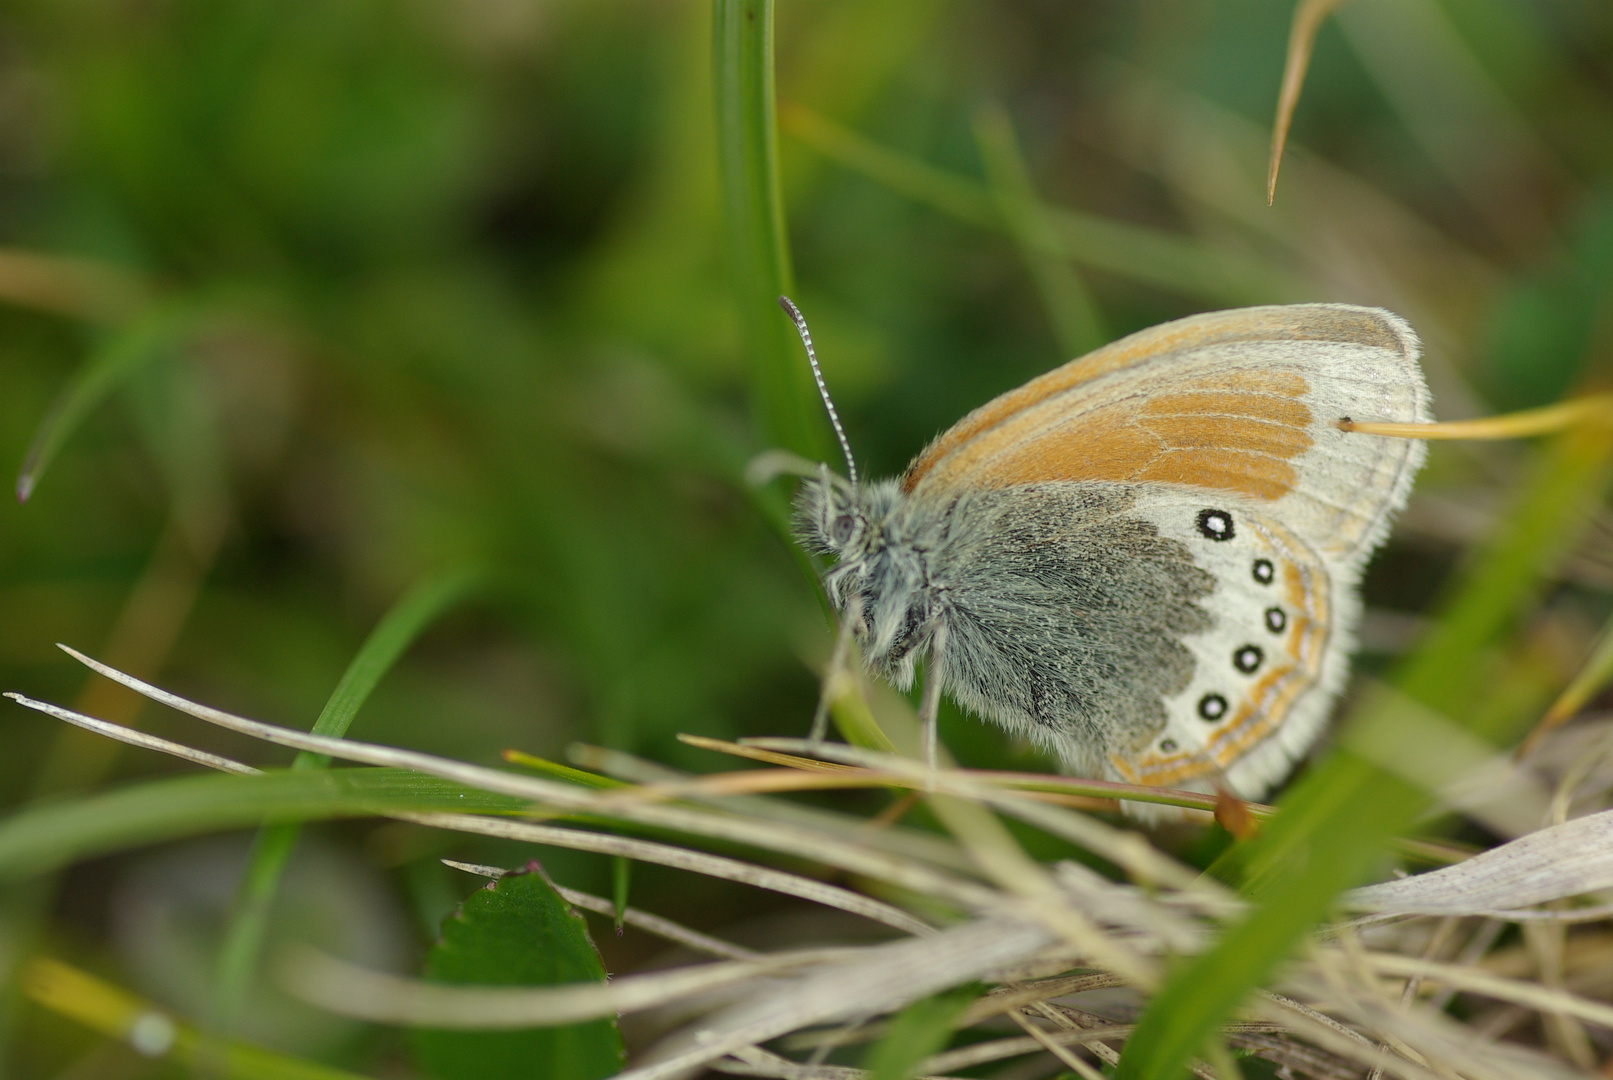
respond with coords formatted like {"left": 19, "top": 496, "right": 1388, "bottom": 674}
{"left": 830, "top": 514, "right": 856, "bottom": 545}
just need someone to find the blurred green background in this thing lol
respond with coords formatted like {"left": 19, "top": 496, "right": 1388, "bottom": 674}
{"left": 0, "top": 0, "right": 1610, "bottom": 1075}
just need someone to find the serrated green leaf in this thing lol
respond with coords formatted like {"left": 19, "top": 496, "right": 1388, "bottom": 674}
{"left": 411, "top": 863, "right": 625, "bottom": 1080}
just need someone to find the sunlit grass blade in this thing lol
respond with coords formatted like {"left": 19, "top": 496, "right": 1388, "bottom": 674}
{"left": 212, "top": 566, "right": 491, "bottom": 1034}
{"left": 713, "top": 0, "right": 823, "bottom": 459}
{"left": 973, "top": 102, "right": 1105, "bottom": 358}
{"left": 16, "top": 303, "right": 205, "bottom": 502}
{"left": 25, "top": 957, "right": 366, "bottom": 1080}
{"left": 503, "top": 748, "right": 628, "bottom": 789}
{"left": 1116, "top": 422, "right": 1613, "bottom": 1080}
{"left": 1340, "top": 394, "right": 1613, "bottom": 440}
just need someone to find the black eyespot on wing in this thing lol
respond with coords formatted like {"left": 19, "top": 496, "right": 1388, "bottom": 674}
{"left": 830, "top": 513, "right": 856, "bottom": 545}
{"left": 1196, "top": 509, "right": 1234, "bottom": 541}
{"left": 1265, "top": 607, "right": 1287, "bottom": 633}
{"left": 1233, "top": 645, "right": 1263, "bottom": 674}
{"left": 1159, "top": 738, "right": 1178, "bottom": 753}
{"left": 1197, "top": 693, "right": 1228, "bottom": 721}
{"left": 1252, "top": 558, "right": 1274, "bottom": 584}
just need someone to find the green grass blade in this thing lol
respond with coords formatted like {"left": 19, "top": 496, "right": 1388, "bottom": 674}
{"left": 15, "top": 302, "right": 205, "bottom": 503}
{"left": 864, "top": 983, "right": 980, "bottom": 1080}
{"left": 0, "top": 768, "right": 528, "bottom": 883}
{"left": 1116, "top": 422, "right": 1613, "bottom": 1080}
{"left": 503, "top": 749, "right": 628, "bottom": 790}
{"left": 302, "top": 566, "right": 493, "bottom": 757}
{"left": 612, "top": 855, "right": 630, "bottom": 933}
{"left": 213, "top": 566, "right": 491, "bottom": 1033}
{"left": 781, "top": 104, "right": 1294, "bottom": 306}
{"left": 410, "top": 864, "right": 625, "bottom": 1080}
{"left": 210, "top": 821, "right": 303, "bottom": 1035}
{"left": 713, "top": 0, "right": 823, "bottom": 459}
{"left": 973, "top": 102, "right": 1105, "bottom": 358}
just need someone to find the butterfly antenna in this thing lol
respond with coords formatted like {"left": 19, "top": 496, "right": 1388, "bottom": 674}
{"left": 779, "top": 296, "right": 858, "bottom": 487}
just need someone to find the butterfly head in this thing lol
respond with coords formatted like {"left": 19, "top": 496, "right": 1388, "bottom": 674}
{"left": 795, "top": 473, "right": 935, "bottom": 687}
{"left": 778, "top": 297, "right": 948, "bottom": 685}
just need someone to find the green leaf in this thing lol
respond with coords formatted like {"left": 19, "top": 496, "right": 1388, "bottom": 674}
{"left": 863, "top": 983, "right": 980, "bottom": 1080}
{"left": 410, "top": 863, "right": 625, "bottom": 1080}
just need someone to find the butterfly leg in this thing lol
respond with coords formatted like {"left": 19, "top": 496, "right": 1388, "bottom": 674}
{"left": 917, "top": 621, "right": 948, "bottom": 771}
{"left": 810, "top": 592, "right": 862, "bottom": 743}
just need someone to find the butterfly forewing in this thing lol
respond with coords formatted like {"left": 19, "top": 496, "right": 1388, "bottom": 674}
{"left": 902, "top": 304, "right": 1429, "bottom": 562}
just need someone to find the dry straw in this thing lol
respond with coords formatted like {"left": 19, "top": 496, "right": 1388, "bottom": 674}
{"left": 10, "top": 644, "right": 1613, "bottom": 1079}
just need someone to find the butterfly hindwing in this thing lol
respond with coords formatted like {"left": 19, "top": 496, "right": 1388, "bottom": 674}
{"left": 1111, "top": 493, "right": 1339, "bottom": 794}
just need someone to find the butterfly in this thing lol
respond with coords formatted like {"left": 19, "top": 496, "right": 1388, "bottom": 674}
{"left": 787, "top": 300, "right": 1429, "bottom": 804}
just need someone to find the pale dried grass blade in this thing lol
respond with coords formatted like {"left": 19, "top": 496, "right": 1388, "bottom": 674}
{"left": 5, "top": 681, "right": 942, "bottom": 937}
{"left": 1520, "top": 608, "right": 1613, "bottom": 758}
{"left": 621, "top": 914, "right": 1054, "bottom": 1080}
{"left": 1254, "top": 993, "right": 1453, "bottom": 1080}
{"left": 960, "top": 972, "right": 1123, "bottom": 1026}
{"left": 921, "top": 1024, "right": 1127, "bottom": 1074}
{"left": 282, "top": 946, "right": 782, "bottom": 1027}
{"left": 1348, "top": 808, "right": 1613, "bottom": 916}
{"left": 742, "top": 738, "right": 1210, "bottom": 892}
{"left": 921, "top": 791, "right": 1156, "bottom": 987}
{"left": 57, "top": 646, "right": 1003, "bottom": 912}
{"left": 1361, "top": 952, "right": 1613, "bottom": 1031}
{"left": 1007, "top": 1008, "right": 1108, "bottom": 1080}
{"left": 1340, "top": 682, "right": 1552, "bottom": 836}
{"left": 569, "top": 743, "right": 977, "bottom": 874}
{"left": 402, "top": 812, "right": 935, "bottom": 937}
{"left": 1268, "top": 0, "right": 1354, "bottom": 203}
{"left": 5, "top": 693, "right": 258, "bottom": 775}
{"left": 1288, "top": 966, "right": 1587, "bottom": 1080}
{"left": 709, "top": 1045, "right": 872, "bottom": 1079}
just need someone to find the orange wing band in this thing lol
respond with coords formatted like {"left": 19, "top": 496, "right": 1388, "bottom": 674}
{"left": 900, "top": 306, "right": 1399, "bottom": 500}
{"left": 906, "top": 369, "right": 1312, "bottom": 501}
